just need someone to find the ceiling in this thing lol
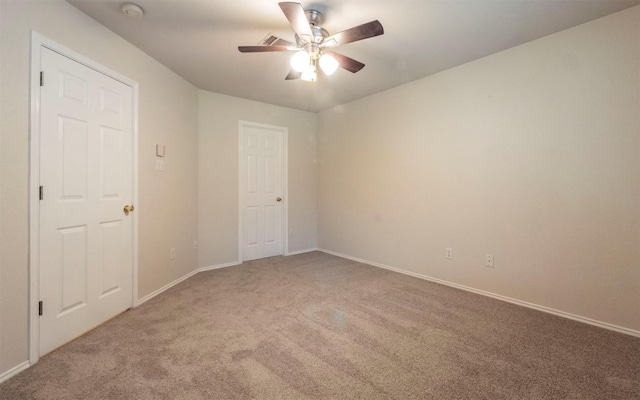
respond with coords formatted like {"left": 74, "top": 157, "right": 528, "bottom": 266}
{"left": 67, "top": 0, "right": 639, "bottom": 112}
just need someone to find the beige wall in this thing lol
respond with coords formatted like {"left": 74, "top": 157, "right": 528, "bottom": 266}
{"left": 317, "top": 7, "right": 640, "bottom": 332}
{"left": 198, "top": 91, "right": 317, "bottom": 267}
{"left": 0, "top": 0, "right": 199, "bottom": 374}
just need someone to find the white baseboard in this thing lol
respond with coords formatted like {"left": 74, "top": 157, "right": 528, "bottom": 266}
{"left": 199, "top": 260, "right": 241, "bottom": 272}
{"left": 136, "top": 261, "right": 242, "bottom": 306}
{"left": 285, "top": 247, "right": 318, "bottom": 256}
{"left": 136, "top": 269, "right": 200, "bottom": 306}
{"left": 318, "top": 248, "right": 640, "bottom": 338}
{"left": 0, "top": 361, "right": 30, "bottom": 385}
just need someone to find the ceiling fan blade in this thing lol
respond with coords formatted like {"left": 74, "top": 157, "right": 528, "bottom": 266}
{"left": 325, "top": 51, "right": 365, "bottom": 73}
{"left": 323, "top": 20, "right": 384, "bottom": 47}
{"left": 238, "top": 45, "right": 292, "bottom": 53}
{"left": 279, "top": 2, "right": 313, "bottom": 43}
{"left": 285, "top": 69, "right": 301, "bottom": 80}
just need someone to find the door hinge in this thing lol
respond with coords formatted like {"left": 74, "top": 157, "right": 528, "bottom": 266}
{"left": 38, "top": 301, "right": 43, "bottom": 316}
{"left": 40, "top": 71, "right": 44, "bottom": 86}
{"left": 39, "top": 185, "right": 43, "bottom": 200}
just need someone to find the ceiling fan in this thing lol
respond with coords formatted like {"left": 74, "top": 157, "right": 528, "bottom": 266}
{"left": 238, "top": 2, "right": 384, "bottom": 82}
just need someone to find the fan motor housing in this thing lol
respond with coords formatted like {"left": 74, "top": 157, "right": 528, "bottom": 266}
{"left": 295, "top": 10, "right": 329, "bottom": 46}
{"left": 304, "top": 9, "right": 324, "bottom": 26}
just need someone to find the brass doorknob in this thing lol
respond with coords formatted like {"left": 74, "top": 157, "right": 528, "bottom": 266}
{"left": 123, "top": 205, "right": 135, "bottom": 215}
{"left": 276, "top": 197, "right": 282, "bottom": 202}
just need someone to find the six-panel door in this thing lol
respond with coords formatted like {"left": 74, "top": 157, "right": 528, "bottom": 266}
{"left": 39, "top": 48, "right": 134, "bottom": 355}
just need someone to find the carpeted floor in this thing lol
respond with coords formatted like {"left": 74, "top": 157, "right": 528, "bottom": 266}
{"left": 1, "top": 251, "right": 639, "bottom": 399}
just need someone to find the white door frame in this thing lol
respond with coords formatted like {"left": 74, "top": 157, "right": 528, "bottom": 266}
{"left": 238, "top": 121, "right": 288, "bottom": 262}
{"left": 28, "top": 31, "right": 139, "bottom": 365}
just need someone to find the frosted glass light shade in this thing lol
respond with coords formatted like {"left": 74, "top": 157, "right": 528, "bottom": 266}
{"left": 319, "top": 53, "right": 339, "bottom": 75}
{"left": 290, "top": 51, "right": 310, "bottom": 72}
{"left": 301, "top": 64, "right": 317, "bottom": 82}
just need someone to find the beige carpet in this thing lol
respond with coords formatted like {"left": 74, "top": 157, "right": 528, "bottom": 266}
{"left": 1, "top": 251, "right": 639, "bottom": 399}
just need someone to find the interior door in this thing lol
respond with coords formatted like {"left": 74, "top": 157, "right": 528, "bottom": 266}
{"left": 39, "top": 47, "right": 134, "bottom": 355}
{"left": 240, "top": 123, "right": 285, "bottom": 261}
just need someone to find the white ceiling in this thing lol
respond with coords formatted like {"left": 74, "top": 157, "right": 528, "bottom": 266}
{"left": 67, "top": 0, "right": 639, "bottom": 112}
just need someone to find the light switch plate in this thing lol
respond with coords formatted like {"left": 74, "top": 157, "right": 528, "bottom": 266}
{"left": 155, "top": 158, "right": 165, "bottom": 171}
{"left": 156, "top": 144, "right": 165, "bottom": 157}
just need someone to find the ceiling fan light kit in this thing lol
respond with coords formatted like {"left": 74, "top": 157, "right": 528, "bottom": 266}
{"left": 291, "top": 51, "right": 311, "bottom": 72}
{"left": 238, "top": 1, "right": 384, "bottom": 82}
{"left": 319, "top": 53, "right": 339, "bottom": 75}
{"left": 301, "top": 64, "right": 318, "bottom": 82}
{"left": 291, "top": 50, "right": 338, "bottom": 81}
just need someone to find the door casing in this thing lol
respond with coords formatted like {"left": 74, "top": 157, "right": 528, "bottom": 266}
{"left": 238, "top": 120, "right": 289, "bottom": 262}
{"left": 28, "top": 31, "right": 139, "bottom": 365}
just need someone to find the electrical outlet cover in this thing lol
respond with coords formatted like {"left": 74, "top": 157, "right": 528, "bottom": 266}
{"left": 485, "top": 254, "right": 494, "bottom": 267}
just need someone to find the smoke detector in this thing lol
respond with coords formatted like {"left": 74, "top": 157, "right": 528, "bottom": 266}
{"left": 121, "top": 3, "right": 144, "bottom": 19}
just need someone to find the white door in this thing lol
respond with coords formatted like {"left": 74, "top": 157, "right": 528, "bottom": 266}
{"left": 240, "top": 122, "right": 285, "bottom": 261}
{"left": 39, "top": 48, "right": 134, "bottom": 355}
